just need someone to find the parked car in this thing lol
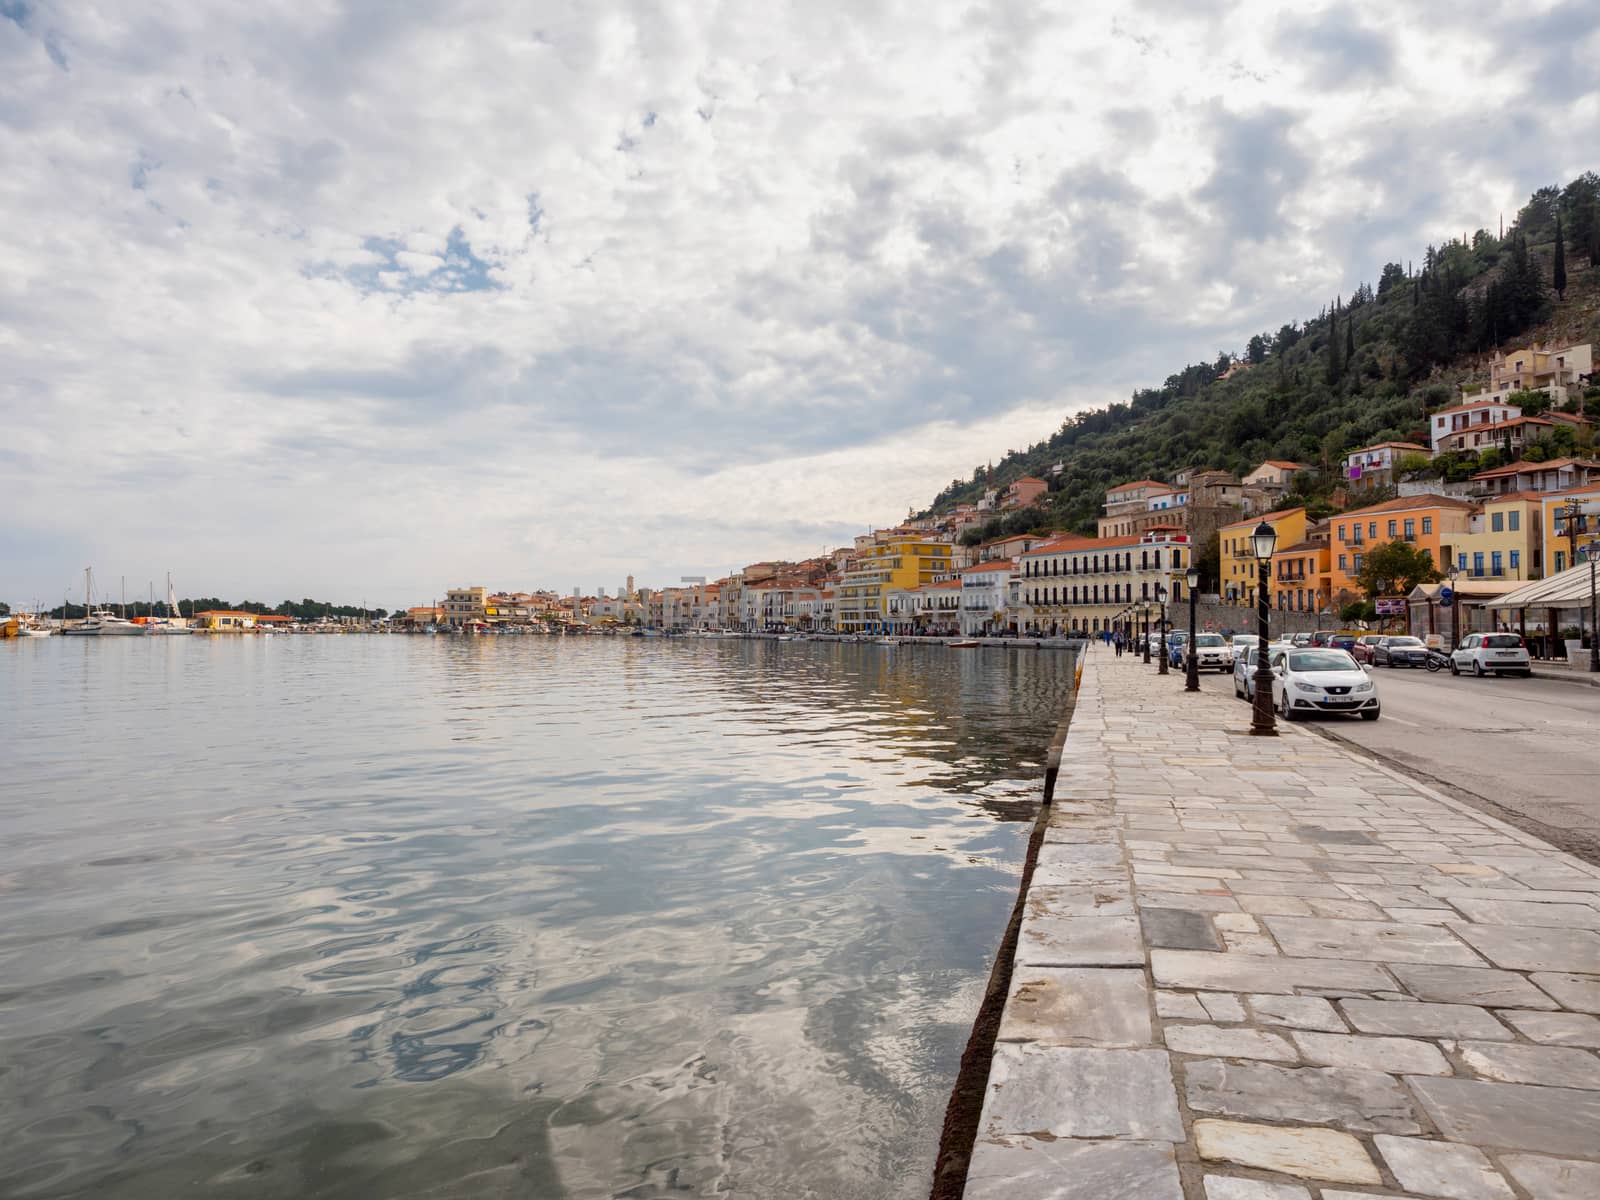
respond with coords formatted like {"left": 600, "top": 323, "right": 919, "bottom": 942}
{"left": 1373, "top": 635, "right": 1429, "bottom": 667}
{"left": 1450, "top": 632, "right": 1532, "bottom": 677}
{"left": 1290, "top": 632, "right": 1314, "bottom": 647}
{"left": 1350, "top": 635, "right": 1386, "bottom": 664}
{"left": 1229, "top": 633, "right": 1260, "bottom": 663}
{"left": 1187, "top": 632, "right": 1232, "bottom": 671}
{"left": 1270, "top": 648, "right": 1380, "bottom": 721}
{"left": 1233, "top": 646, "right": 1262, "bottom": 700}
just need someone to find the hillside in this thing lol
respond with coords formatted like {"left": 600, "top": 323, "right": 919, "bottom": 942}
{"left": 929, "top": 173, "right": 1600, "bottom": 542}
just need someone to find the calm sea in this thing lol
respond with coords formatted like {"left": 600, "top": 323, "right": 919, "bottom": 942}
{"left": 0, "top": 636, "right": 1074, "bottom": 1199}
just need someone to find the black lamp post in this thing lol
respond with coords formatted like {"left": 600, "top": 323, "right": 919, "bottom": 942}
{"left": 1185, "top": 564, "right": 1201, "bottom": 692}
{"left": 1581, "top": 544, "right": 1599, "bottom": 674}
{"left": 1446, "top": 562, "right": 1460, "bottom": 651}
{"left": 1141, "top": 603, "right": 1151, "bottom": 663}
{"left": 1249, "top": 519, "right": 1279, "bottom": 735}
{"left": 1156, "top": 584, "right": 1170, "bottom": 674}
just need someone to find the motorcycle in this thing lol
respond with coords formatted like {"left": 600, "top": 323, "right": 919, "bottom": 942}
{"left": 1425, "top": 648, "right": 1452, "bottom": 672}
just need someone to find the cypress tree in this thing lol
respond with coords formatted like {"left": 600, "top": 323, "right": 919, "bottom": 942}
{"left": 1553, "top": 212, "right": 1567, "bottom": 299}
{"left": 1346, "top": 309, "right": 1355, "bottom": 359}
{"left": 1326, "top": 298, "right": 1343, "bottom": 384}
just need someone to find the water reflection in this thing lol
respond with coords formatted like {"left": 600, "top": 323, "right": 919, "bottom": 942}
{"left": 0, "top": 637, "right": 1073, "bottom": 1198}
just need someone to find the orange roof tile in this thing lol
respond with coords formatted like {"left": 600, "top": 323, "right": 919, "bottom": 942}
{"left": 1337, "top": 493, "right": 1477, "bottom": 518}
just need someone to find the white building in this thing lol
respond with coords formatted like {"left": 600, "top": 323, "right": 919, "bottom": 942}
{"left": 958, "top": 560, "right": 1018, "bottom": 635}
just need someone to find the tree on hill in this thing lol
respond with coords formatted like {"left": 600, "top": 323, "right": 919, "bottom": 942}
{"left": 1326, "top": 298, "right": 1343, "bottom": 384}
{"left": 1357, "top": 540, "right": 1443, "bottom": 598}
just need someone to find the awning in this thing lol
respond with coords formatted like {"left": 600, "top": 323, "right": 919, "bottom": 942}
{"left": 1480, "top": 561, "right": 1599, "bottom": 610}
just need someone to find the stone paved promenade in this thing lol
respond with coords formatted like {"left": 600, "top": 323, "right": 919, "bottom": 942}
{"left": 966, "top": 648, "right": 1600, "bottom": 1200}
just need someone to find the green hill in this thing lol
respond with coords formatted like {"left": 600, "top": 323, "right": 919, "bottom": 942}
{"left": 930, "top": 173, "right": 1600, "bottom": 543}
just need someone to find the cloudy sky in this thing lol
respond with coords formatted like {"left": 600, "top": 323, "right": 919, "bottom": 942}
{"left": 2, "top": 1, "right": 1595, "bottom": 607}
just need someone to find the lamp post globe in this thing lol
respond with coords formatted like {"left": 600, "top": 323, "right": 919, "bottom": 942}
{"left": 1249, "top": 519, "right": 1279, "bottom": 735}
{"left": 1185, "top": 564, "right": 1201, "bottom": 692}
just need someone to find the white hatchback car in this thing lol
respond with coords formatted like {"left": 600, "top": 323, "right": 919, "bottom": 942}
{"left": 1449, "top": 632, "right": 1532, "bottom": 678}
{"left": 1270, "top": 647, "right": 1380, "bottom": 721}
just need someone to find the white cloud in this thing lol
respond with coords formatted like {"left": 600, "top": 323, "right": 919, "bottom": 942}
{"left": 0, "top": 0, "right": 1594, "bottom": 604}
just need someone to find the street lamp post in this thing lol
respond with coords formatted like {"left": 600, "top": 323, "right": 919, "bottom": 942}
{"left": 1156, "top": 583, "right": 1170, "bottom": 675}
{"left": 1142, "top": 603, "right": 1152, "bottom": 663}
{"left": 1185, "top": 565, "right": 1201, "bottom": 692}
{"left": 1581, "top": 544, "right": 1599, "bottom": 674}
{"left": 1446, "top": 563, "right": 1460, "bottom": 652}
{"left": 1249, "top": 520, "right": 1279, "bottom": 735}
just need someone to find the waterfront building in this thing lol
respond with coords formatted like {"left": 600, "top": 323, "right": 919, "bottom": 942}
{"left": 958, "top": 560, "right": 1018, "bottom": 635}
{"left": 1221, "top": 508, "right": 1308, "bottom": 606}
{"left": 1271, "top": 533, "right": 1332, "bottom": 615}
{"left": 1326, "top": 494, "right": 1477, "bottom": 606}
{"left": 1453, "top": 492, "right": 1544, "bottom": 582}
{"left": 192, "top": 610, "right": 260, "bottom": 631}
{"left": 443, "top": 587, "right": 488, "bottom": 626}
{"left": 835, "top": 535, "right": 953, "bottom": 632}
{"left": 1540, "top": 482, "right": 1600, "bottom": 575}
{"left": 1019, "top": 529, "right": 1193, "bottom": 636}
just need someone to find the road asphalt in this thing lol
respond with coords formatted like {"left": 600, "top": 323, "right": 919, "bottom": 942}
{"left": 1194, "top": 661, "right": 1600, "bottom": 865}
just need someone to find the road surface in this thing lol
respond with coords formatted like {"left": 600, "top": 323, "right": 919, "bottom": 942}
{"left": 1193, "top": 662, "right": 1600, "bottom": 864}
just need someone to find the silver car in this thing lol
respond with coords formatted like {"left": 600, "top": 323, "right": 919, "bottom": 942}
{"left": 1190, "top": 632, "right": 1232, "bottom": 672}
{"left": 1233, "top": 646, "right": 1263, "bottom": 701}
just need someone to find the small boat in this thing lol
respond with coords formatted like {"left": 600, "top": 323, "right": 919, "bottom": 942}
{"left": 949, "top": 639, "right": 980, "bottom": 649}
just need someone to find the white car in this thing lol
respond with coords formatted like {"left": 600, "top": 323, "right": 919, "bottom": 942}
{"left": 1270, "top": 647, "right": 1380, "bottom": 721}
{"left": 1233, "top": 646, "right": 1263, "bottom": 700}
{"left": 1229, "top": 634, "right": 1260, "bottom": 663}
{"left": 1190, "top": 632, "right": 1232, "bottom": 671}
{"left": 1449, "top": 633, "right": 1532, "bottom": 678}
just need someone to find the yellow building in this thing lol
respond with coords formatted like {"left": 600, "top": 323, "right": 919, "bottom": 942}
{"left": 193, "top": 610, "right": 259, "bottom": 631}
{"left": 444, "top": 587, "right": 488, "bottom": 626}
{"left": 836, "top": 535, "right": 953, "bottom": 631}
{"left": 1453, "top": 493, "right": 1543, "bottom": 583}
{"left": 1540, "top": 483, "right": 1600, "bottom": 575}
{"left": 1220, "top": 507, "right": 1308, "bottom": 606}
{"left": 1271, "top": 540, "right": 1331, "bottom": 614}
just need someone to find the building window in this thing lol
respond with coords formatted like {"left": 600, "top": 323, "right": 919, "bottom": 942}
{"left": 1491, "top": 512, "right": 1504, "bottom": 532}
{"left": 1473, "top": 552, "right": 1485, "bottom": 575}
{"left": 1404, "top": 519, "right": 1416, "bottom": 539}
{"left": 1388, "top": 520, "right": 1398, "bottom": 537}
{"left": 1508, "top": 511, "right": 1519, "bottom": 532}
{"left": 1337, "top": 524, "right": 1346, "bottom": 542}
{"left": 1422, "top": 517, "right": 1432, "bottom": 534}
{"left": 1556, "top": 551, "right": 1567, "bottom": 572}
{"left": 1353, "top": 554, "right": 1363, "bottom": 572}
{"left": 1458, "top": 552, "right": 1468, "bottom": 571}
{"left": 1511, "top": 550, "right": 1521, "bottom": 571}
{"left": 1339, "top": 554, "right": 1347, "bottom": 571}
{"left": 1491, "top": 551, "right": 1503, "bottom": 575}
{"left": 1368, "top": 522, "right": 1377, "bottom": 539}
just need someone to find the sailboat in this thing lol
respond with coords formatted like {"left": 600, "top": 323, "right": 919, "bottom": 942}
{"left": 146, "top": 573, "right": 193, "bottom": 635}
{"left": 59, "top": 571, "right": 100, "bottom": 636}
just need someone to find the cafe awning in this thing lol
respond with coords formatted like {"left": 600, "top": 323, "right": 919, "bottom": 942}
{"left": 1481, "top": 561, "right": 1598, "bottom": 611}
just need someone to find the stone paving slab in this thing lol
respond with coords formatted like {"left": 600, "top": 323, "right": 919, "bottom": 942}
{"left": 965, "top": 648, "right": 1600, "bottom": 1200}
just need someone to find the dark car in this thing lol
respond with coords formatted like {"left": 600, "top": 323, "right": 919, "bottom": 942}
{"left": 1374, "top": 635, "right": 1429, "bottom": 667}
